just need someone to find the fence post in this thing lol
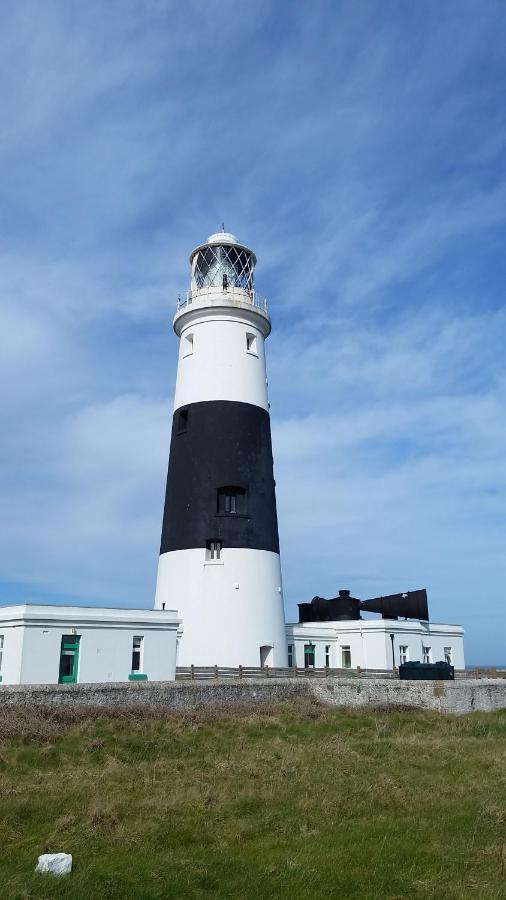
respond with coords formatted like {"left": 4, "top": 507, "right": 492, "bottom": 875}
{"left": 265, "top": 665, "right": 269, "bottom": 678}
{"left": 238, "top": 664, "right": 243, "bottom": 679}
{"left": 214, "top": 664, "right": 219, "bottom": 679}
{"left": 357, "top": 665, "right": 361, "bottom": 677}
{"left": 191, "top": 664, "right": 195, "bottom": 681}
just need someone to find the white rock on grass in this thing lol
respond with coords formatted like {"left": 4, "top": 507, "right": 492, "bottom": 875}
{"left": 35, "top": 853, "right": 72, "bottom": 876}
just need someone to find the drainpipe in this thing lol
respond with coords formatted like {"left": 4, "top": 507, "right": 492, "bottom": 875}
{"left": 390, "top": 633, "right": 396, "bottom": 674}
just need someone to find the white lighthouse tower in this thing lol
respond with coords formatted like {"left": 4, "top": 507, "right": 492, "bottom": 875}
{"left": 154, "top": 231, "right": 287, "bottom": 667}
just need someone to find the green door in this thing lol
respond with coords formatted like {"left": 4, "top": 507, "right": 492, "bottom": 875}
{"left": 58, "top": 635, "right": 80, "bottom": 684}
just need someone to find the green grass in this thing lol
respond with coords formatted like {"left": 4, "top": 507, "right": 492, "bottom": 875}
{"left": 0, "top": 700, "right": 504, "bottom": 899}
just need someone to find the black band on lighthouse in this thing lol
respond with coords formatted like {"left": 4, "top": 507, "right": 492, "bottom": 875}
{"left": 160, "top": 400, "right": 280, "bottom": 554}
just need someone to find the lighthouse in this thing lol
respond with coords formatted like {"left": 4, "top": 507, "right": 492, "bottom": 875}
{"left": 154, "top": 231, "right": 287, "bottom": 667}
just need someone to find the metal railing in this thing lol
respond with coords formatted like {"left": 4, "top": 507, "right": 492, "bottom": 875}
{"left": 176, "top": 286, "right": 268, "bottom": 313}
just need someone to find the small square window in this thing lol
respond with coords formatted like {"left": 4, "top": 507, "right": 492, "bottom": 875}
{"left": 183, "top": 333, "right": 194, "bottom": 357}
{"left": 206, "top": 540, "right": 222, "bottom": 560}
{"left": 177, "top": 408, "right": 189, "bottom": 434}
{"left": 217, "top": 486, "right": 247, "bottom": 515}
{"left": 246, "top": 332, "right": 257, "bottom": 355}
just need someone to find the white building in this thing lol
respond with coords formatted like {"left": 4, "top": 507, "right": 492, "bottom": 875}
{"left": 286, "top": 619, "right": 465, "bottom": 671}
{"left": 0, "top": 605, "right": 180, "bottom": 686}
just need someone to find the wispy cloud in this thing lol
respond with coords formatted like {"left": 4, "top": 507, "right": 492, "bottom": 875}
{"left": 1, "top": 1, "right": 505, "bottom": 662}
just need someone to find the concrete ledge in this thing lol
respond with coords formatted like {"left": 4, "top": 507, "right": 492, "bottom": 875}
{"left": 0, "top": 677, "right": 504, "bottom": 714}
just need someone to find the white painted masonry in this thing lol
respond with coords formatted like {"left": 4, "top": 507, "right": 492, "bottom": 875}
{"left": 155, "top": 548, "right": 286, "bottom": 667}
{"left": 0, "top": 605, "right": 180, "bottom": 685}
{"left": 155, "top": 232, "right": 287, "bottom": 667}
{"left": 286, "top": 619, "right": 465, "bottom": 670}
{"left": 173, "top": 310, "right": 270, "bottom": 412}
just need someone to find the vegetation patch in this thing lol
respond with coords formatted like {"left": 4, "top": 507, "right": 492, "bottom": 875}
{"left": 0, "top": 700, "right": 504, "bottom": 898}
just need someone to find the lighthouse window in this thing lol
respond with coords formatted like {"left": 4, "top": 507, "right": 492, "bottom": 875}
{"left": 206, "top": 540, "right": 222, "bottom": 560}
{"left": 217, "top": 486, "right": 247, "bottom": 515}
{"left": 183, "top": 333, "right": 194, "bottom": 357}
{"left": 177, "top": 408, "right": 189, "bottom": 434}
{"left": 246, "top": 333, "right": 257, "bottom": 355}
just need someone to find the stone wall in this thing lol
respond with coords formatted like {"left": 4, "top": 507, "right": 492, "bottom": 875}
{"left": 0, "top": 677, "right": 505, "bottom": 714}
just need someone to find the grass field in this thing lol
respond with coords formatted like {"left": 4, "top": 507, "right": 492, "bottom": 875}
{"left": 0, "top": 700, "right": 504, "bottom": 899}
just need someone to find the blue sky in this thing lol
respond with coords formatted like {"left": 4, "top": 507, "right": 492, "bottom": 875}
{"left": 1, "top": 1, "right": 505, "bottom": 664}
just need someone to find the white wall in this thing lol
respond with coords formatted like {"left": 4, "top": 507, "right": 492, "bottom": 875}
{"left": 0, "top": 625, "right": 24, "bottom": 683}
{"left": 173, "top": 313, "right": 269, "bottom": 411}
{"left": 19, "top": 626, "right": 177, "bottom": 685}
{"left": 155, "top": 547, "right": 287, "bottom": 667}
{"left": 286, "top": 620, "right": 465, "bottom": 671}
{"left": 0, "top": 606, "right": 180, "bottom": 685}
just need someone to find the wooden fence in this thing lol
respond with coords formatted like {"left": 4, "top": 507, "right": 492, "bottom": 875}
{"left": 176, "top": 665, "right": 394, "bottom": 680}
{"left": 175, "top": 666, "right": 503, "bottom": 681}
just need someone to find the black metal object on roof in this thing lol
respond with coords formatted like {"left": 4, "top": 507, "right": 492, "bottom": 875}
{"left": 297, "top": 588, "right": 429, "bottom": 623}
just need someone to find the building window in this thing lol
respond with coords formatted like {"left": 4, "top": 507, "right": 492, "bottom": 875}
{"left": 325, "top": 645, "right": 331, "bottom": 667}
{"left": 422, "top": 645, "right": 431, "bottom": 664}
{"left": 341, "top": 646, "right": 351, "bottom": 669}
{"left": 183, "top": 333, "right": 194, "bottom": 357}
{"left": 246, "top": 332, "right": 257, "bottom": 355}
{"left": 58, "top": 635, "right": 81, "bottom": 684}
{"left": 206, "top": 539, "right": 222, "bottom": 560}
{"left": 131, "top": 636, "right": 143, "bottom": 673}
{"left": 0, "top": 635, "right": 3, "bottom": 679}
{"left": 399, "top": 645, "right": 409, "bottom": 664}
{"left": 287, "top": 644, "right": 294, "bottom": 667}
{"left": 217, "top": 486, "right": 247, "bottom": 515}
{"left": 304, "top": 644, "right": 315, "bottom": 668}
{"left": 444, "top": 646, "right": 453, "bottom": 665}
{"left": 177, "top": 408, "right": 189, "bottom": 434}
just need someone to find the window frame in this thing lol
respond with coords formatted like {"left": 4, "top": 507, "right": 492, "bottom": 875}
{"left": 0, "top": 634, "right": 3, "bottom": 679}
{"left": 182, "top": 333, "right": 194, "bottom": 357}
{"left": 325, "top": 644, "right": 331, "bottom": 668}
{"left": 422, "top": 645, "right": 431, "bottom": 664}
{"left": 444, "top": 646, "right": 453, "bottom": 665}
{"left": 206, "top": 539, "right": 223, "bottom": 561}
{"left": 131, "top": 636, "right": 144, "bottom": 674}
{"left": 399, "top": 645, "right": 409, "bottom": 665}
{"left": 246, "top": 332, "right": 258, "bottom": 356}
{"left": 177, "top": 408, "right": 189, "bottom": 435}
{"left": 287, "top": 644, "right": 294, "bottom": 668}
{"left": 217, "top": 485, "right": 248, "bottom": 517}
{"left": 341, "top": 646, "right": 352, "bottom": 669}
{"left": 304, "top": 643, "right": 315, "bottom": 669}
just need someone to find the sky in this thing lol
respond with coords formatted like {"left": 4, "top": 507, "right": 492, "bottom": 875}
{"left": 1, "top": 0, "right": 505, "bottom": 665}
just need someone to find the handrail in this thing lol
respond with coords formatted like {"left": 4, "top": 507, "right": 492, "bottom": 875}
{"left": 176, "top": 286, "right": 268, "bottom": 313}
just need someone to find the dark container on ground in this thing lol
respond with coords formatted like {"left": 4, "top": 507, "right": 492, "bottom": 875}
{"left": 399, "top": 661, "right": 455, "bottom": 681}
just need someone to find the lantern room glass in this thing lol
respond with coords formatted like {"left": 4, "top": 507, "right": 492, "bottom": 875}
{"left": 193, "top": 244, "right": 255, "bottom": 292}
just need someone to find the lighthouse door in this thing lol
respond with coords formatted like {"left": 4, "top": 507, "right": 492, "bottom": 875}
{"left": 259, "top": 645, "right": 273, "bottom": 668}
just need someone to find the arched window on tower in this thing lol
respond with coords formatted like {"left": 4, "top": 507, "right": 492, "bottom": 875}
{"left": 217, "top": 485, "right": 248, "bottom": 515}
